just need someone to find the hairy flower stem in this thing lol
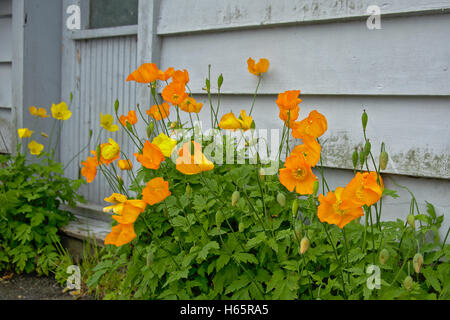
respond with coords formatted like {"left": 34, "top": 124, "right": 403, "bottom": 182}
{"left": 323, "top": 223, "right": 347, "bottom": 299}
{"left": 249, "top": 76, "right": 262, "bottom": 117}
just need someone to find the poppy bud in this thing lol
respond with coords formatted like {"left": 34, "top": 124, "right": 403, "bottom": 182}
{"left": 147, "top": 122, "right": 154, "bottom": 138}
{"left": 407, "top": 214, "right": 415, "bottom": 229}
{"left": 403, "top": 276, "right": 413, "bottom": 291}
{"left": 146, "top": 249, "right": 154, "bottom": 267}
{"left": 313, "top": 180, "right": 319, "bottom": 197}
{"left": 299, "top": 237, "right": 309, "bottom": 255}
{"left": 277, "top": 193, "right": 286, "bottom": 207}
{"left": 364, "top": 140, "right": 371, "bottom": 156}
{"left": 205, "top": 78, "right": 211, "bottom": 92}
{"left": 352, "top": 149, "right": 359, "bottom": 169}
{"left": 96, "top": 145, "right": 101, "bottom": 162}
{"left": 379, "top": 248, "right": 390, "bottom": 265}
{"left": 413, "top": 253, "right": 424, "bottom": 273}
{"left": 114, "top": 99, "right": 119, "bottom": 113}
{"left": 170, "top": 121, "right": 177, "bottom": 129}
{"left": 70, "top": 92, "right": 73, "bottom": 104}
{"left": 359, "top": 148, "right": 366, "bottom": 167}
{"left": 292, "top": 198, "right": 299, "bottom": 217}
{"left": 218, "top": 74, "right": 224, "bottom": 89}
{"left": 186, "top": 184, "right": 192, "bottom": 198}
{"left": 294, "top": 225, "right": 302, "bottom": 240}
{"left": 259, "top": 168, "right": 265, "bottom": 181}
{"left": 379, "top": 151, "right": 389, "bottom": 170}
{"left": 126, "top": 121, "right": 133, "bottom": 132}
{"left": 117, "top": 175, "right": 124, "bottom": 190}
{"left": 362, "top": 110, "right": 368, "bottom": 132}
{"left": 238, "top": 222, "right": 245, "bottom": 232}
{"left": 231, "top": 191, "right": 240, "bottom": 207}
{"left": 215, "top": 211, "right": 224, "bottom": 228}
{"left": 307, "top": 229, "right": 314, "bottom": 239}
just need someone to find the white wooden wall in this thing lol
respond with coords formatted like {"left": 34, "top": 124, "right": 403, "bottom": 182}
{"left": 0, "top": 0, "right": 13, "bottom": 153}
{"left": 60, "top": 0, "right": 449, "bottom": 236}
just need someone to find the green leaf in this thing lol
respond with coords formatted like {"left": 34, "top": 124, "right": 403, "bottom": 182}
{"left": 225, "top": 277, "right": 250, "bottom": 294}
{"left": 233, "top": 252, "right": 258, "bottom": 265}
{"left": 423, "top": 267, "right": 441, "bottom": 292}
{"left": 216, "top": 255, "right": 230, "bottom": 272}
{"left": 382, "top": 188, "right": 399, "bottom": 199}
{"left": 30, "top": 212, "right": 46, "bottom": 227}
{"left": 197, "top": 241, "right": 219, "bottom": 261}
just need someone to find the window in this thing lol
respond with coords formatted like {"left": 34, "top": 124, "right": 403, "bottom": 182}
{"left": 89, "top": 0, "right": 138, "bottom": 29}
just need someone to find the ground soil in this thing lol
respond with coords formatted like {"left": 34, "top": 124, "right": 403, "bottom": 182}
{"left": 0, "top": 272, "right": 92, "bottom": 300}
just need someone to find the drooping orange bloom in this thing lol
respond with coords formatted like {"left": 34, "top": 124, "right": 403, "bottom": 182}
{"left": 247, "top": 57, "right": 269, "bottom": 76}
{"left": 126, "top": 63, "right": 159, "bottom": 83}
{"left": 81, "top": 151, "right": 98, "bottom": 183}
{"left": 162, "top": 81, "right": 188, "bottom": 105}
{"left": 292, "top": 110, "right": 328, "bottom": 140}
{"left": 146, "top": 102, "right": 170, "bottom": 120}
{"left": 117, "top": 159, "right": 133, "bottom": 171}
{"left": 119, "top": 110, "right": 138, "bottom": 127}
{"left": 219, "top": 110, "right": 253, "bottom": 131}
{"left": 276, "top": 90, "right": 302, "bottom": 111}
{"left": 279, "top": 105, "right": 300, "bottom": 127}
{"left": 172, "top": 69, "right": 189, "bottom": 84}
{"left": 175, "top": 141, "right": 214, "bottom": 175}
{"left": 179, "top": 97, "right": 203, "bottom": 113}
{"left": 103, "top": 193, "right": 147, "bottom": 225}
{"left": 279, "top": 153, "right": 317, "bottom": 195}
{"left": 142, "top": 177, "right": 171, "bottom": 206}
{"left": 340, "top": 172, "right": 384, "bottom": 209}
{"left": 100, "top": 139, "right": 120, "bottom": 165}
{"left": 134, "top": 141, "right": 165, "bottom": 170}
{"left": 104, "top": 223, "right": 137, "bottom": 247}
{"left": 29, "top": 106, "right": 50, "bottom": 118}
{"left": 158, "top": 67, "right": 175, "bottom": 81}
{"left": 291, "top": 138, "right": 321, "bottom": 167}
{"left": 318, "top": 187, "right": 364, "bottom": 229}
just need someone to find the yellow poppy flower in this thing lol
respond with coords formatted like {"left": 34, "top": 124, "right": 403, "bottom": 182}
{"left": 151, "top": 133, "right": 177, "bottom": 157}
{"left": 100, "top": 113, "right": 119, "bottom": 132}
{"left": 51, "top": 102, "right": 72, "bottom": 121}
{"left": 29, "top": 106, "right": 50, "bottom": 118}
{"left": 219, "top": 110, "right": 253, "bottom": 131}
{"left": 28, "top": 140, "right": 44, "bottom": 155}
{"left": 18, "top": 128, "right": 34, "bottom": 139}
{"left": 101, "top": 138, "right": 120, "bottom": 162}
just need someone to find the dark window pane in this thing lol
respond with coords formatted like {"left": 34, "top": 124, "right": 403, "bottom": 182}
{"left": 90, "top": 0, "right": 138, "bottom": 29}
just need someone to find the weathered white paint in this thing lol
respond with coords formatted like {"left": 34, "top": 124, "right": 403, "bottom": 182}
{"left": 0, "top": 17, "right": 12, "bottom": 62}
{"left": 158, "top": 0, "right": 450, "bottom": 35}
{"left": 0, "top": 64, "right": 11, "bottom": 108}
{"left": 160, "top": 14, "right": 450, "bottom": 96}
{"left": 0, "top": 0, "right": 11, "bottom": 16}
{"left": 69, "top": 25, "right": 138, "bottom": 40}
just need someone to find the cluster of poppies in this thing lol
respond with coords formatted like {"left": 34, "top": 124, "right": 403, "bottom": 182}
{"left": 17, "top": 102, "right": 72, "bottom": 155}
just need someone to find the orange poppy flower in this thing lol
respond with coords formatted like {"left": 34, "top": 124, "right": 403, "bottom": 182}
{"left": 104, "top": 223, "right": 137, "bottom": 247}
{"left": 179, "top": 97, "right": 203, "bottom": 113}
{"left": 292, "top": 110, "right": 328, "bottom": 140}
{"left": 134, "top": 141, "right": 165, "bottom": 170}
{"left": 117, "top": 159, "right": 133, "bottom": 171}
{"left": 218, "top": 110, "right": 253, "bottom": 131}
{"left": 340, "top": 172, "right": 384, "bottom": 209}
{"left": 103, "top": 193, "right": 147, "bottom": 225}
{"left": 276, "top": 90, "right": 302, "bottom": 111}
{"left": 146, "top": 103, "right": 170, "bottom": 120}
{"left": 279, "top": 105, "right": 299, "bottom": 127}
{"left": 81, "top": 151, "right": 98, "bottom": 183}
{"left": 119, "top": 110, "right": 138, "bottom": 127}
{"left": 172, "top": 69, "right": 189, "bottom": 84}
{"left": 318, "top": 187, "right": 364, "bottom": 229}
{"left": 290, "top": 138, "right": 321, "bottom": 167}
{"left": 162, "top": 82, "right": 188, "bottom": 105}
{"left": 279, "top": 153, "right": 317, "bottom": 195}
{"left": 142, "top": 177, "right": 171, "bottom": 206}
{"left": 126, "top": 63, "right": 159, "bottom": 83}
{"left": 100, "top": 139, "right": 120, "bottom": 165}
{"left": 247, "top": 57, "right": 269, "bottom": 76}
{"left": 175, "top": 141, "right": 214, "bottom": 175}
{"left": 158, "top": 67, "right": 175, "bottom": 81}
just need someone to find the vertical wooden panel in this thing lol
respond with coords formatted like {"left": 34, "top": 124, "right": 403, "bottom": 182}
{"left": 62, "top": 35, "right": 137, "bottom": 205}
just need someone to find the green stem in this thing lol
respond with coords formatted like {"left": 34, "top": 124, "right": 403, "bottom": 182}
{"left": 249, "top": 76, "right": 262, "bottom": 116}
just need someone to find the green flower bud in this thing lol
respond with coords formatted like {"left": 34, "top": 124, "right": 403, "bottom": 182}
{"left": 277, "top": 193, "right": 286, "bottom": 207}
{"left": 362, "top": 110, "right": 368, "bottom": 132}
{"left": 292, "top": 198, "right": 299, "bottom": 217}
{"left": 96, "top": 145, "right": 101, "bottom": 162}
{"left": 147, "top": 121, "right": 155, "bottom": 138}
{"left": 359, "top": 148, "right": 366, "bottom": 167}
{"left": 186, "top": 184, "right": 192, "bottom": 198}
{"left": 313, "top": 180, "right": 319, "bottom": 197}
{"left": 300, "top": 237, "right": 309, "bottom": 255}
{"left": 413, "top": 253, "right": 424, "bottom": 273}
{"left": 307, "top": 229, "right": 314, "bottom": 240}
{"left": 379, "top": 248, "right": 390, "bottom": 265}
{"left": 352, "top": 149, "right": 359, "bottom": 169}
{"left": 238, "top": 222, "right": 245, "bottom": 233}
{"left": 126, "top": 121, "right": 133, "bottom": 132}
{"left": 379, "top": 151, "right": 389, "bottom": 170}
{"left": 364, "top": 140, "right": 371, "bottom": 156}
{"left": 114, "top": 99, "right": 119, "bottom": 113}
{"left": 403, "top": 276, "right": 413, "bottom": 291}
{"left": 218, "top": 74, "right": 224, "bottom": 89}
{"left": 294, "top": 225, "right": 302, "bottom": 240}
{"left": 215, "top": 211, "right": 224, "bottom": 228}
{"left": 407, "top": 214, "right": 415, "bottom": 229}
{"left": 231, "top": 191, "right": 240, "bottom": 207}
